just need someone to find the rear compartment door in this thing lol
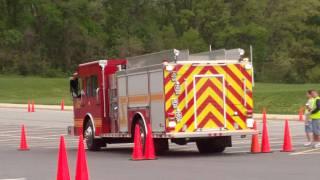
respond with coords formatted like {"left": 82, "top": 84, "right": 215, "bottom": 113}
{"left": 193, "top": 74, "right": 226, "bottom": 130}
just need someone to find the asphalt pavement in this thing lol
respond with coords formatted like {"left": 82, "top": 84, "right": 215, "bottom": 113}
{"left": 0, "top": 108, "right": 319, "bottom": 180}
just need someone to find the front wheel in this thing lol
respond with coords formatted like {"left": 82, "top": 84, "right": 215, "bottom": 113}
{"left": 133, "top": 119, "right": 147, "bottom": 153}
{"left": 84, "top": 121, "right": 105, "bottom": 151}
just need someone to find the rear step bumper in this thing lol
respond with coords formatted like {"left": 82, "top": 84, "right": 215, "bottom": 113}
{"left": 165, "top": 129, "right": 258, "bottom": 138}
{"left": 68, "top": 126, "right": 257, "bottom": 139}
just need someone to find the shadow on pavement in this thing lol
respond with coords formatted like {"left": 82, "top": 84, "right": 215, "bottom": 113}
{"left": 90, "top": 146, "right": 252, "bottom": 159}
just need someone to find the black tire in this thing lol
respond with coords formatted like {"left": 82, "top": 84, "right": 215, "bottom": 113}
{"left": 196, "top": 139, "right": 226, "bottom": 154}
{"left": 134, "top": 119, "right": 147, "bottom": 153}
{"left": 154, "top": 139, "right": 169, "bottom": 155}
{"left": 84, "top": 121, "right": 105, "bottom": 151}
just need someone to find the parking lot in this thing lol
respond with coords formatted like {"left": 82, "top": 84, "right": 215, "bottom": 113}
{"left": 0, "top": 108, "right": 319, "bottom": 180}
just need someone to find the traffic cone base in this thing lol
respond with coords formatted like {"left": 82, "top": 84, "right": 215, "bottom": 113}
{"left": 131, "top": 124, "right": 144, "bottom": 161}
{"left": 144, "top": 124, "right": 156, "bottom": 160}
{"left": 261, "top": 149, "right": 272, "bottom": 153}
{"left": 19, "top": 125, "right": 29, "bottom": 151}
{"left": 280, "top": 149, "right": 294, "bottom": 152}
{"left": 131, "top": 156, "right": 144, "bottom": 161}
{"left": 18, "top": 147, "right": 29, "bottom": 151}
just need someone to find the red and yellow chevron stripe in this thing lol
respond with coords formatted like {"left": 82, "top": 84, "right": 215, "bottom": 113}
{"left": 164, "top": 63, "right": 253, "bottom": 133}
{"left": 194, "top": 75, "right": 225, "bottom": 129}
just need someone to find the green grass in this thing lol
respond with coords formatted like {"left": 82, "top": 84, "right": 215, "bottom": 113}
{"left": 0, "top": 76, "right": 319, "bottom": 114}
{"left": 0, "top": 75, "right": 72, "bottom": 105}
{"left": 254, "top": 83, "right": 320, "bottom": 114}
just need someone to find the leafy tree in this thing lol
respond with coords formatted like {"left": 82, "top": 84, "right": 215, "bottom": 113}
{"left": 179, "top": 28, "right": 207, "bottom": 52}
{"left": 0, "top": 0, "right": 319, "bottom": 83}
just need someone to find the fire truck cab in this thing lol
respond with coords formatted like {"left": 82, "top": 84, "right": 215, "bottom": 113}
{"left": 69, "top": 49, "right": 257, "bottom": 154}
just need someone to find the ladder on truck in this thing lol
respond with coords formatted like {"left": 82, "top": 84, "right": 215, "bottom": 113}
{"left": 126, "top": 48, "right": 246, "bottom": 69}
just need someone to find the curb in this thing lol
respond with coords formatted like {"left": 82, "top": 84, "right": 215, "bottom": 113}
{"left": 0, "top": 103, "right": 303, "bottom": 121}
{"left": 0, "top": 103, "right": 73, "bottom": 111}
{"left": 253, "top": 114, "right": 301, "bottom": 121}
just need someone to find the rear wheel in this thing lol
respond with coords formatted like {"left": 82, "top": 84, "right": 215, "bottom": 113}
{"left": 196, "top": 137, "right": 230, "bottom": 154}
{"left": 154, "top": 139, "right": 169, "bottom": 155}
{"left": 134, "top": 119, "right": 168, "bottom": 155}
{"left": 84, "top": 121, "right": 105, "bottom": 151}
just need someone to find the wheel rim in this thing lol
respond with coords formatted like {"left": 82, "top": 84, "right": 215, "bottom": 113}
{"left": 85, "top": 126, "right": 93, "bottom": 147}
{"left": 139, "top": 123, "right": 146, "bottom": 152}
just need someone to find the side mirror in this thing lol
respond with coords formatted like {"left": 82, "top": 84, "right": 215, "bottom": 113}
{"left": 96, "top": 88, "right": 100, "bottom": 102}
{"left": 71, "top": 91, "right": 77, "bottom": 98}
{"left": 70, "top": 78, "right": 79, "bottom": 98}
{"left": 80, "top": 90, "right": 85, "bottom": 96}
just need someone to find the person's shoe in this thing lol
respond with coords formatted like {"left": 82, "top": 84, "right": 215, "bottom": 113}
{"left": 304, "top": 142, "right": 312, "bottom": 147}
{"left": 313, "top": 143, "right": 320, "bottom": 148}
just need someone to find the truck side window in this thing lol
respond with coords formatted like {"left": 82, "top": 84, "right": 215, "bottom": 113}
{"left": 85, "top": 75, "right": 98, "bottom": 97}
{"left": 91, "top": 76, "right": 98, "bottom": 97}
{"left": 86, "top": 76, "right": 92, "bottom": 96}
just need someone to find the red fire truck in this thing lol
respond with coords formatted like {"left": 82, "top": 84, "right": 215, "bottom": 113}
{"left": 68, "top": 49, "right": 257, "bottom": 154}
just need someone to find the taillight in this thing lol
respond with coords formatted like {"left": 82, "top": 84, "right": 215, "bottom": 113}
{"left": 167, "top": 112, "right": 177, "bottom": 130}
{"left": 246, "top": 109, "right": 254, "bottom": 128}
{"left": 247, "top": 109, "right": 253, "bottom": 118}
{"left": 167, "top": 112, "right": 175, "bottom": 118}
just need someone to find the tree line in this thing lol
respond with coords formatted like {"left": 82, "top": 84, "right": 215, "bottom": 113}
{"left": 0, "top": 0, "right": 319, "bottom": 82}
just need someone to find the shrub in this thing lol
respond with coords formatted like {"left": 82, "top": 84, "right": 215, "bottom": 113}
{"left": 307, "top": 65, "right": 320, "bottom": 83}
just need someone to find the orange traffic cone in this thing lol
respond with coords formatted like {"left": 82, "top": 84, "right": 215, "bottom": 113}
{"left": 262, "top": 108, "right": 267, "bottom": 124}
{"left": 27, "top": 100, "right": 31, "bottom": 112}
{"left": 61, "top": 99, "right": 65, "bottom": 111}
{"left": 75, "top": 135, "right": 89, "bottom": 180}
{"left": 281, "top": 120, "right": 293, "bottom": 152}
{"left": 131, "top": 124, "right": 144, "bottom": 160}
{"left": 31, "top": 100, "right": 35, "bottom": 112}
{"left": 299, "top": 107, "right": 304, "bottom": 122}
{"left": 19, "top": 125, "right": 29, "bottom": 151}
{"left": 251, "top": 121, "right": 261, "bottom": 153}
{"left": 56, "top": 136, "right": 70, "bottom": 180}
{"left": 261, "top": 117, "right": 272, "bottom": 153}
{"left": 144, "top": 124, "right": 156, "bottom": 160}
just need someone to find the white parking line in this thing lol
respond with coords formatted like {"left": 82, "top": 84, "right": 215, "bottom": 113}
{"left": 42, "top": 146, "right": 78, "bottom": 149}
{"left": 0, "top": 134, "right": 67, "bottom": 140}
{"left": 290, "top": 148, "right": 320, "bottom": 155}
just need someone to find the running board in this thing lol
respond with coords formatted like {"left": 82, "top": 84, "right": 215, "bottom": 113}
{"left": 98, "top": 129, "right": 257, "bottom": 139}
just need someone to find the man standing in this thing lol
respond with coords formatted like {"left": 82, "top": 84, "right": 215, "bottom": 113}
{"left": 304, "top": 90, "right": 314, "bottom": 146}
{"left": 310, "top": 90, "right": 320, "bottom": 148}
